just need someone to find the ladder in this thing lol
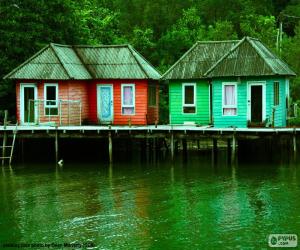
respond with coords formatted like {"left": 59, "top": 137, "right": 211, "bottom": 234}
{"left": 1, "top": 110, "right": 17, "bottom": 166}
{"left": 1, "top": 124, "right": 17, "bottom": 166}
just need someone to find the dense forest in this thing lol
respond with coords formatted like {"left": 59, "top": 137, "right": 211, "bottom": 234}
{"left": 0, "top": 0, "right": 300, "bottom": 120}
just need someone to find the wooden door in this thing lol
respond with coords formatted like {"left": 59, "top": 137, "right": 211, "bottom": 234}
{"left": 97, "top": 85, "right": 113, "bottom": 123}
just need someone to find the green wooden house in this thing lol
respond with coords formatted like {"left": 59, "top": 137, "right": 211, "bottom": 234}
{"left": 162, "top": 37, "right": 296, "bottom": 127}
{"left": 207, "top": 37, "right": 295, "bottom": 128}
{"left": 162, "top": 40, "right": 238, "bottom": 125}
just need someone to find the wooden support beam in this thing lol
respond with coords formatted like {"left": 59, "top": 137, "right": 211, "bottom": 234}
{"left": 231, "top": 134, "right": 237, "bottom": 165}
{"left": 212, "top": 138, "right": 218, "bottom": 165}
{"left": 293, "top": 128, "right": 297, "bottom": 161}
{"left": 55, "top": 130, "right": 59, "bottom": 164}
{"left": 108, "top": 132, "right": 113, "bottom": 163}
{"left": 182, "top": 138, "right": 187, "bottom": 162}
{"left": 170, "top": 132, "right": 174, "bottom": 161}
{"left": 2, "top": 110, "right": 8, "bottom": 166}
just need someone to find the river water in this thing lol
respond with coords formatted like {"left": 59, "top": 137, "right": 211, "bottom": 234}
{"left": 0, "top": 151, "right": 299, "bottom": 249}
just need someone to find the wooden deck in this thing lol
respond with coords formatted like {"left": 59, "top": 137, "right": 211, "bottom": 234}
{"left": 0, "top": 124, "right": 298, "bottom": 165}
{"left": 0, "top": 124, "right": 299, "bottom": 133}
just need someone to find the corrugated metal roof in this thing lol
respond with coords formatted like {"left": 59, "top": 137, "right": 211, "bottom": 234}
{"left": 4, "top": 44, "right": 161, "bottom": 80}
{"left": 206, "top": 37, "right": 296, "bottom": 77}
{"left": 162, "top": 41, "right": 239, "bottom": 80}
{"left": 162, "top": 37, "right": 296, "bottom": 80}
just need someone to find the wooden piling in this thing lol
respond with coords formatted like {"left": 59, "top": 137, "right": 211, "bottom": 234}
{"left": 227, "top": 138, "right": 231, "bottom": 164}
{"left": 170, "top": 132, "right": 174, "bottom": 161}
{"left": 2, "top": 110, "right": 8, "bottom": 166}
{"left": 212, "top": 138, "right": 218, "bottom": 165}
{"left": 108, "top": 132, "right": 113, "bottom": 163}
{"left": 231, "top": 133, "right": 237, "bottom": 165}
{"left": 182, "top": 138, "right": 187, "bottom": 162}
{"left": 293, "top": 128, "right": 297, "bottom": 161}
{"left": 55, "top": 129, "right": 59, "bottom": 164}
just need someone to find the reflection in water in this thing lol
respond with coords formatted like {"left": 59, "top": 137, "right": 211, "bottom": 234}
{"left": 0, "top": 152, "right": 300, "bottom": 249}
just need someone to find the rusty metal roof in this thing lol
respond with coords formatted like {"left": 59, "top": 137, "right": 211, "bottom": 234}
{"left": 4, "top": 44, "right": 161, "bottom": 80}
{"left": 162, "top": 37, "right": 296, "bottom": 80}
{"left": 205, "top": 37, "right": 296, "bottom": 77}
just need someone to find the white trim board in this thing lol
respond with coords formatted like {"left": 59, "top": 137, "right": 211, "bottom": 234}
{"left": 20, "top": 83, "right": 38, "bottom": 125}
{"left": 247, "top": 81, "right": 266, "bottom": 122}
{"left": 182, "top": 83, "right": 197, "bottom": 114}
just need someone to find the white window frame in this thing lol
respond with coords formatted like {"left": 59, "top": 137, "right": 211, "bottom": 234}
{"left": 222, "top": 82, "right": 238, "bottom": 116}
{"left": 182, "top": 83, "right": 196, "bottom": 114}
{"left": 20, "top": 83, "right": 38, "bottom": 125}
{"left": 121, "top": 83, "right": 135, "bottom": 115}
{"left": 44, "top": 83, "right": 59, "bottom": 116}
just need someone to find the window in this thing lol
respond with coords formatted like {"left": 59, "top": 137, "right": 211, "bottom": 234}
{"left": 274, "top": 81, "right": 279, "bottom": 106}
{"left": 223, "top": 83, "right": 237, "bottom": 116}
{"left": 121, "top": 84, "right": 135, "bottom": 115}
{"left": 44, "top": 84, "right": 58, "bottom": 116}
{"left": 183, "top": 83, "right": 196, "bottom": 113}
{"left": 148, "top": 85, "right": 157, "bottom": 106}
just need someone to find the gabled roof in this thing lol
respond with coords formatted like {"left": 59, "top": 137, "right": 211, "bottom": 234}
{"left": 205, "top": 37, "right": 296, "bottom": 77}
{"left": 4, "top": 44, "right": 161, "bottom": 80}
{"left": 162, "top": 37, "right": 296, "bottom": 80}
{"left": 162, "top": 40, "right": 238, "bottom": 80}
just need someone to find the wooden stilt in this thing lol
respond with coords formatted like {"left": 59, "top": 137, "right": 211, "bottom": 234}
{"left": 55, "top": 129, "right": 59, "bottom": 164}
{"left": 146, "top": 136, "right": 150, "bottom": 162}
{"left": 212, "top": 138, "right": 218, "bottom": 165}
{"left": 182, "top": 138, "right": 187, "bottom": 162}
{"left": 2, "top": 110, "right": 8, "bottom": 166}
{"left": 293, "top": 128, "right": 297, "bottom": 161}
{"left": 153, "top": 138, "right": 156, "bottom": 163}
{"left": 108, "top": 132, "right": 113, "bottom": 163}
{"left": 231, "top": 134, "right": 237, "bottom": 165}
{"left": 170, "top": 132, "right": 174, "bottom": 161}
{"left": 227, "top": 138, "right": 231, "bottom": 164}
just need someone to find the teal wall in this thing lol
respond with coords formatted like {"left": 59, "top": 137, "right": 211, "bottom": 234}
{"left": 169, "top": 80, "right": 210, "bottom": 125}
{"left": 212, "top": 77, "right": 288, "bottom": 128}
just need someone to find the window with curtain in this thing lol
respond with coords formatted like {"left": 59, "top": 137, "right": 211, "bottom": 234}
{"left": 122, "top": 84, "right": 135, "bottom": 115}
{"left": 45, "top": 84, "right": 58, "bottom": 116}
{"left": 183, "top": 84, "right": 196, "bottom": 113}
{"left": 274, "top": 81, "right": 279, "bottom": 106}
{"left": 223, "top": 84, "right": 237, "bottom": 116}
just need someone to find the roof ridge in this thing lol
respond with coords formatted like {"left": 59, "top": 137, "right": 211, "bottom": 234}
{"left": 196, "top": 40, "right": 240, "bottom": 44}
{"left": 128, "top": 45, "right": 161, "bottom": 77}
{"left": 246, "top": 37, "right": 288, "bottom": 74}
{"left": 204, "top": 37, "right": 247, "bottom": 76}
{"left": 72, "top": 46, "right": 94, "bottom": 78}
{"left": 127, "top": 45, "right": 149, "bottom": 78}
{"left": 50, "top": 43, "right": 73, "bottom": 79}
{"left": 161, "top": 42, "right": 199, "bottom": 79}
{"left": 3, "top": 44, "right": 50, "bottom": 79}
{"left": 74, "top": 44, "right": 129, "bottom": 48}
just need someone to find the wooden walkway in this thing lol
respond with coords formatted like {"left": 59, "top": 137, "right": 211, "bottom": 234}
{"left": 0, "top": 124, "right": 298, "bottom": 165}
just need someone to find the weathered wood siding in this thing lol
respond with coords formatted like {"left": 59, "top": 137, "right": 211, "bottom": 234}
{"left": 16, "top": 80, "right": 89, "bottom": 125}
{"left": 147, "top": 82, "right": 159, "bottom": 124}
{"left": 169, "top": 80, "right": 210, "bottom": 125}
{"left": 212, "top": 77, "right": 288, "bottom": 128}
{"left": 88, "top": 80, "right": 150, "bottom": 125}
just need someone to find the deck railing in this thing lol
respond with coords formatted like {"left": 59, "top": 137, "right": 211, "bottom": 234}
{"left": 28, "top": 99, "right": 82, "bottom": 126}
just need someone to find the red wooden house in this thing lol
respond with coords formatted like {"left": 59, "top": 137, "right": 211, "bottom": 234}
{"left": 4, "top": 44, "right": 161, "bottom": 125}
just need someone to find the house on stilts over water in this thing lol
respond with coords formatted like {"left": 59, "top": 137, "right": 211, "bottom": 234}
{"left": 4, "top": 44, "right": 161, "bottom": 126}
{"left": 162, "top": 37, "right": 296, "bottom": 127}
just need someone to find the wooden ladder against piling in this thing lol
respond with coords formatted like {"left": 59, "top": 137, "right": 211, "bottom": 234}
{"left": 1, "top": 111, "right": 18, "bottom": 166}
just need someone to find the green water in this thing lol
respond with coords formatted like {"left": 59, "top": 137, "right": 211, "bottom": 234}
{"left": 0, "top": 152, "right": 300, "bottom": 249}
